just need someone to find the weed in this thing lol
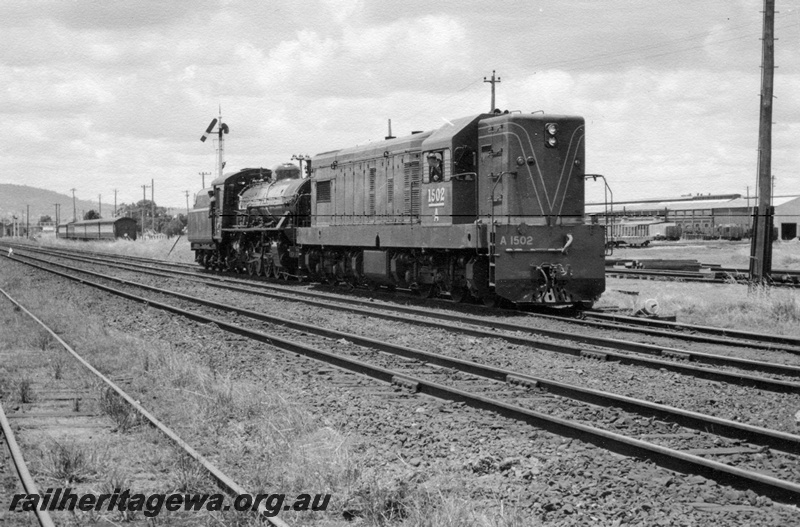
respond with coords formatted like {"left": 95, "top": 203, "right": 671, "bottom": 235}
{"left": 172, "top": 454, "right": 207, "bottom": 493}
{"left": 101, "top": 469, "right": 131, "bottom": 495}
{"left": 98, "top": 387, "right": 139, "bottom": 432}
{"left": 343, "top": 472, "right": 419, "bottom": 525}
{"left": 43, "top": 441, "right": 96, "bottom": 484}
{"left": 17, "top": 377, "right": 34, "bottom": 403}
{"left": 770, "top": 294, "right": 800, "bottom": 323}
{"left": 52, "top": 355, "right": 67, "bottom": 380}
{"left": 99, "top": 470, "right": 139, "bottom": 521}
{"left": 32, "top": 330, "right": 52, "bottom": 351}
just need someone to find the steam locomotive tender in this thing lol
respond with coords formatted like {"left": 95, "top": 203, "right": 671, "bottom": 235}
{"left": 188, "top": 111, "right": 605, "bottom": 307}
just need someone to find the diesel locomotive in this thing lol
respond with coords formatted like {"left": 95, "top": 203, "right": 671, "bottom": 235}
{"left": 188, "top": 111, "right": 605, "bottom": 307}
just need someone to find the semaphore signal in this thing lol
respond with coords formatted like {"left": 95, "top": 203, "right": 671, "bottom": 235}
{"left": 200, "top": 108, "right": 230, "bottom": 183}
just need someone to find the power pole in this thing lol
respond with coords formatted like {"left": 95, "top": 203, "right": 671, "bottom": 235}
{"left": 483, "top": 70, "right": 501, "bottom": 112}
{"left": 291, "top": 154, "right": 311, "bottom": 177}
{"left": 749, "top": 0, "right": 776, "bottom": 285}
{"left": 98, "top": 194, "right": 102, "bottom": 217}
{"left": 26, "top": 205, "right": 29, "bottom": 238}
{"left": 199, "top": 171, "right": 211, "bottom": 188}
{"left": 71, "top": 188, "right": 77, "bottom": 221}
{"left": 185, "top": 190, "right": 190, "bottom": 217}
{"left": 141, "top": 183, "right": 150, "bottom": 236}
{"left": 151, "top": 179, "right": 155, "bottom": 232}
{"left": 113, "top": 189, "right": 118, "bottom": 217}
{"left": 53, "top": 203, "right": 59, "bottom": 226}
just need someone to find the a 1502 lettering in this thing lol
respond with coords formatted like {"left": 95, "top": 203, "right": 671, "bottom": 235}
{"left": 499, "top": 235, "right": 535, "bottom": 245}
{"left": 427, "top": 187, "right": 445, "bottom": 205}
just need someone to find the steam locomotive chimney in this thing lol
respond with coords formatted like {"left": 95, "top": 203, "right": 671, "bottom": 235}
{"left": 385, "top": 119, "right": 395, "bottom": 140}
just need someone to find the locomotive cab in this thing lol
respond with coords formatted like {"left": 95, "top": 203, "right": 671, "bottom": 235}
{"left": 419, "top": 113, "right": 488, "bottom": 226}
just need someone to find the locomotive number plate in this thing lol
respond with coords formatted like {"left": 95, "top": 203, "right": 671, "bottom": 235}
{"left": 427, "top": 187, "right": 446, "bottom": 208}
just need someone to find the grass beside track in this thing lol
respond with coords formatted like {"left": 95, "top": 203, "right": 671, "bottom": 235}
{"left": 0, "top": 250, "right": 533, "bottom": 526}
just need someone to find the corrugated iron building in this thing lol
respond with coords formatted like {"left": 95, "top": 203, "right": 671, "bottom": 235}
{"left": 586, "top": 194, "right": 800, "bottom": 240}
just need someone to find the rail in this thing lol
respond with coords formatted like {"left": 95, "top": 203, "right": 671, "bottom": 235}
{"left": 0, "top": 400, "right": 57, "bottom": 527}
{"left": 0, "top": 287, "right": 289, "bottom": 527}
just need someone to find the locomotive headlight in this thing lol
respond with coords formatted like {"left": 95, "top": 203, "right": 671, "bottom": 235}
{"left": 545, "top": 123, "right": 558, "bottom": 148}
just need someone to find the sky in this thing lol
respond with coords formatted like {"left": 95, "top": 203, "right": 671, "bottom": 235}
{"left": 1, "top": 0, "right": 798, "bottom": 210}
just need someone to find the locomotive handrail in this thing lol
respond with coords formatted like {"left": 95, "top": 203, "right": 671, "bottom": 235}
{"left": 449, "top": 171, "right": 477, "bottom": 181}
{"left": 504, "top": 234, "right": 573, "bottom": 254}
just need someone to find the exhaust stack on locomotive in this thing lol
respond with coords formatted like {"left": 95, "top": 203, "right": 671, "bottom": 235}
{"left": 188, "top": 110, "right": 605, "bottom": 308}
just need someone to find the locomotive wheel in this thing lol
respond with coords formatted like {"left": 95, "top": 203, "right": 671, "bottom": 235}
{"left": 271, "top": 265, "right": 281, "bottom": 280}
{"left": 245, "top": 243, "right": 261, "bottom": 276}
{"left": 416, "top": 283, "right": 437, "bottom": 299}
{"left": 262, "top": 256, "right": 274, "bottom": 278}
{"left": 481, "top": 293, "right": 501, "bottom": 308}
{"left": 449, "top": 286, "right": 469, "bottom": 303}
{"left": 246, "top": 259, "right": 260, "bottom": 276}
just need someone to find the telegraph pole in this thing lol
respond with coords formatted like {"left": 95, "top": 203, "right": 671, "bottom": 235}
{"left": 113, "top": 189, "right": 118, "bottom": 217}
{"left": 26, "top": 205, "right": 29, "bottom": 238}
{"left": 151, "top": 179, "right": 155, "bottom": 232}
{"left": 291, "top": 154, "right": 311, "bottom": 177}
{"left": 185, "top": 190, "right": 190, "bottom": 217}
{"left": 141, "top": 183, "right": 150, "bottom": 236}
{"left": 483, "top": 70, "right": 501, "bottom": 111}
{"left": 749, "top": 0, "right": 776, "bottom": 285}
{"left": 98, "top": 194, "right": 102, "bottom": 217}
{"left": 71, "top": 188, "right": 77, "bottom": 221}
{"left": 199, "top": 171, "right": 211, "bottom": 188}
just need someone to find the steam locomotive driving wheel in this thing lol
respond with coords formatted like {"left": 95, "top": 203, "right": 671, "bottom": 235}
{"left": 261, "top": 253, "right": 275, "bottom": 278}
{"left": 245, "top": 241, "right": 262, "bottom": 277}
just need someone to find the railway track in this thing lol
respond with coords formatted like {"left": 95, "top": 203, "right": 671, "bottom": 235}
{"left": 9, "top": 245, "right": 800, "bottom": 396}
{"left": 577, "top": 310, "right": 800, "bottom": 351}
{"left": 4, "top": 250, "right": 800, "bottom": 505}
{"left": 606, "top": 267, "right": 800, "bottom": 288}
{"left": 0, "top": 399, "right": 57, "bottom": 527}
{"left": 7, "top": 241, "right": 800, "bottom": 355}
{"left": 0, "top": 286, "right": 289, "bottom": 526}
{"left": 11, "top": 241, "right": 800, "bottom": 353}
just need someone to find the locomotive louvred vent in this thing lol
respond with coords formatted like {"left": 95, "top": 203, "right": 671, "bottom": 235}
{"left": 369, "top": 167, "right": 376, "bottom": 215}
{"left": 403, "top": 161, "right": 420, "bottom": 216}
{"left": 316, "top": 180, "right": 331, "bottom": 203}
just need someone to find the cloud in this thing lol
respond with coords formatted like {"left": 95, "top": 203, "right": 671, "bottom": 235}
{"left": 0, "top": 1, "right": 797, "bottom": 208}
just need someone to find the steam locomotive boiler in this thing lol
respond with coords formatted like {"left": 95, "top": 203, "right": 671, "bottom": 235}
{"left": 188, "top": 110, "right": 606, "bottom": 308}
{"left": 188, "top": 164, "right": 310, "bottom": 277}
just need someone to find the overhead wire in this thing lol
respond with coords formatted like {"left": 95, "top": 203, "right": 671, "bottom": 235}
{"left": 404, "top": 13, "right": 797, "bottom": 124}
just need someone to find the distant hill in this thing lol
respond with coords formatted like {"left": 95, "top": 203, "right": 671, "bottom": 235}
{"left": 0, "top": 184, "right": 117, "bottom": 224}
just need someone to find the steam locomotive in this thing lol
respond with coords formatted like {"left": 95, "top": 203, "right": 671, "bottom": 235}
{"left": 188, "top": 111, "right": 606, "bottom": 307}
